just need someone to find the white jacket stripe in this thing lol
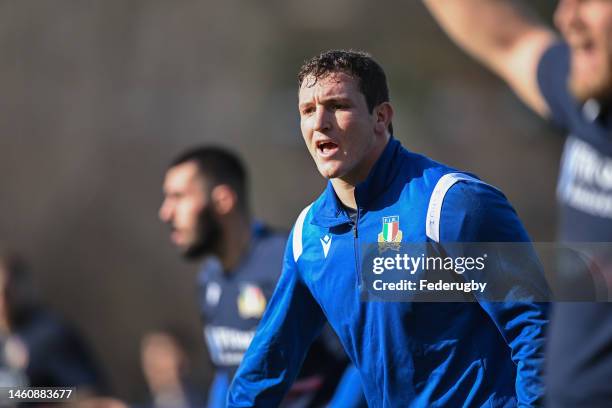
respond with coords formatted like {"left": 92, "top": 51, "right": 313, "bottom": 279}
{"left": 426, "top": 173, "right": 481, "bottom": 243}
{"left": 293, "top": 204, "right": 313, "bottom": 262}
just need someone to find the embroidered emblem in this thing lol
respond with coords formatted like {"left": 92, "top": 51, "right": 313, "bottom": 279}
{"left": 378, "top": 216, "right": 403, "bottom": 251}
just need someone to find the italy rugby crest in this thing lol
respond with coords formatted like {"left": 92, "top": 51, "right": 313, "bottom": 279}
{"left": 378, "top": 216, "right": 403, "bottom": 251}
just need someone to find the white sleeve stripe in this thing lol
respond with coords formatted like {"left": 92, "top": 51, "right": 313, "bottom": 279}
{"left": 426, "top": 173, "right": 481, "bottom": 243}
{"left": 293, "top": 204, "right": 313, "bottom": 262}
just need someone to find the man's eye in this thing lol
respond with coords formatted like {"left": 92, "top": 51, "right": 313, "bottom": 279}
{"left": 331, "top": 103, "right": 346, "bottom": 110}
{"left": 301, "top": 107, "right": 315, "bottom": 115}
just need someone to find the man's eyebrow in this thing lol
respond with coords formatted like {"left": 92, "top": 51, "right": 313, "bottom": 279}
{"left": 305, "top": 95, "right": 352, "bottom": 104}
{"left": 298, "top": 102, "right": 314, "bottom": 112}
{"left": 322, "top": 96, "right": 351, "bottom": 103}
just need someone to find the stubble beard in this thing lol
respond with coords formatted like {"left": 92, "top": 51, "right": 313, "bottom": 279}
{"left": 570, "top": 74, "right": 612, "bottom": 103}
{"left": 569, "top": 54, "right": 612, "bottom": 103}
{"left": 182, "top": 205, "right": 222, "bottom": 261}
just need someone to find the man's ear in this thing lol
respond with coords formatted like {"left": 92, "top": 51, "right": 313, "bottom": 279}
{"left": 210, "top": 185, "right": 237, "bottom": 216}
{"left": 374, "top": 102, "right": 394, "bottom": 135}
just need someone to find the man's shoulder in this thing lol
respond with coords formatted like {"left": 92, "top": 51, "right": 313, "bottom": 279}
{"left": 197, "top": 257, "right": 224, "bottom": 285}
{"left": 438, "top": 176, "right": 528, "bottom": 242}
{"left": 538, "top": 41, "right": 570, "bottom": 79}
{"left": 443, "top": 176, "right": 505, "bottom": 208}
{"left": 395, "top": 145, "right": 462, "bottom": 189}
{"left": 289, "top": 194, "right": 325, "bottom": 233}
{"left": 251, "top": 225, "right": 288, "bottom": 263}
{"left": 537, "top": 41, "right": 576, "bottom": 128}
{"left": 252, "top": 223, "right": 287, "bottom": 246}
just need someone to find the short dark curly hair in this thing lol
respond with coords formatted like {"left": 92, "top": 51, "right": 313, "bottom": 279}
{"left": 169, "top": 146, "right": 249, "bottom": 212}
{"left": 298, "top": 50, "right": 392, "bottom": 134}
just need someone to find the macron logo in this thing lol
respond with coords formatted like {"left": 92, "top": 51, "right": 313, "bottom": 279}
{"left": 320, "top": 234, "right": 332, "bottom": 258}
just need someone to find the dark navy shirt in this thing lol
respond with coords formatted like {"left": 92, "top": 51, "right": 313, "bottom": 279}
{"left": 538, "top": 43, "right": 612, "bottom": 407}
{"left": 197, "top": 224, "right": 287, "bottom": 377}
{"left": 538, "top": 42, "right": 612, "bottom": 242}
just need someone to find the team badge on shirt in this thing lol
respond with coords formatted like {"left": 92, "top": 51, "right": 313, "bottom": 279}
{"left": 378, "top": 216, "right": 403, "bottom": 251}
{"left": 237, "top": 284, "right": 267, "bottom": 319}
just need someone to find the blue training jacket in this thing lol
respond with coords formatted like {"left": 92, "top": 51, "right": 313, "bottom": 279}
{"left": 228, "top": 138, "right": 548, "bottom": 407}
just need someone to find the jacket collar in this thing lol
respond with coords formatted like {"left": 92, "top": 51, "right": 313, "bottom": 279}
{"left": 311, "top": 137, "right": 403, "bottom": 227}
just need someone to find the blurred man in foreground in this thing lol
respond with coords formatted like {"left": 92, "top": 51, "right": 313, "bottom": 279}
{"left": 424, "top": 0, "right": 612, "bottom": 405}
{"left": 227, "top": 50, "right": 549, "bottom": 407}
{"left": 159, "top": 146, "right": 362, "bottom": 407}
{"left": 0, "top": 249, "right": 106, "bottom": 404}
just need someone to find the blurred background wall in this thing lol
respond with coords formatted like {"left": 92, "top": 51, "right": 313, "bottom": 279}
{"left": 1, "top": 0, "right": 561, "bottom": 402}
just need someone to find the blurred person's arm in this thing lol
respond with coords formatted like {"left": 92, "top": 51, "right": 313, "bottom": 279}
{"left": 423, "top": 0, "right": 557, "bottom": 117}
{"left": 227, "top": 229, "right": 327, "bottom": 407}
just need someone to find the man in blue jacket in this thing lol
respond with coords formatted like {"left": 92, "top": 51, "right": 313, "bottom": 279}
{"left": 228, "top": 50, "right": 549, "bottom": 407}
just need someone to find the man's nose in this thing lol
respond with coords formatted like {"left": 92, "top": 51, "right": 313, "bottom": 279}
{"left": 313, "top": 106, "right": 332, "bottom": 132}
{"left": 554, "top": 0, "right": 580, "bottom": 32}
{"left": 158, "top": 200, "right": 173, "bottom": 222}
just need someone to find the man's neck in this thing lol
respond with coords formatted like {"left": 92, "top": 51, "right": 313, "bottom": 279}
{"left": 330, "top": 134, "right": 390, "bottom": 210}
{"left": 331, "top": 178, "right": 357, "bottom": 209}
{"left": 218, "top": 213, "right": 252, "bottom": 272}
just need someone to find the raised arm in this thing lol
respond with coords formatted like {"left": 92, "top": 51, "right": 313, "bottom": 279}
{"left": 227, "top": 228, "right": 327, "bottom": 407}
{"left": 424, "top": 0, "right": 557, "bottom": 117}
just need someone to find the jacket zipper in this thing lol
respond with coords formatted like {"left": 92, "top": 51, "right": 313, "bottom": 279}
{"left": 353, "top": 208, "right": 361, "bottom": 289}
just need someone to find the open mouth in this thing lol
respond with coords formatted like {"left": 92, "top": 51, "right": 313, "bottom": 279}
{"left": 316, "top": 140, "right": 339, "bottom": 157}
{"left": 570, "top": 36, "right": 596, "bottom": 55}
{"left": 576, "top": 42, "right": 595, "bottom": 55}
{"left": 571, "top": 39, "right": 601, "bottom": 74}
